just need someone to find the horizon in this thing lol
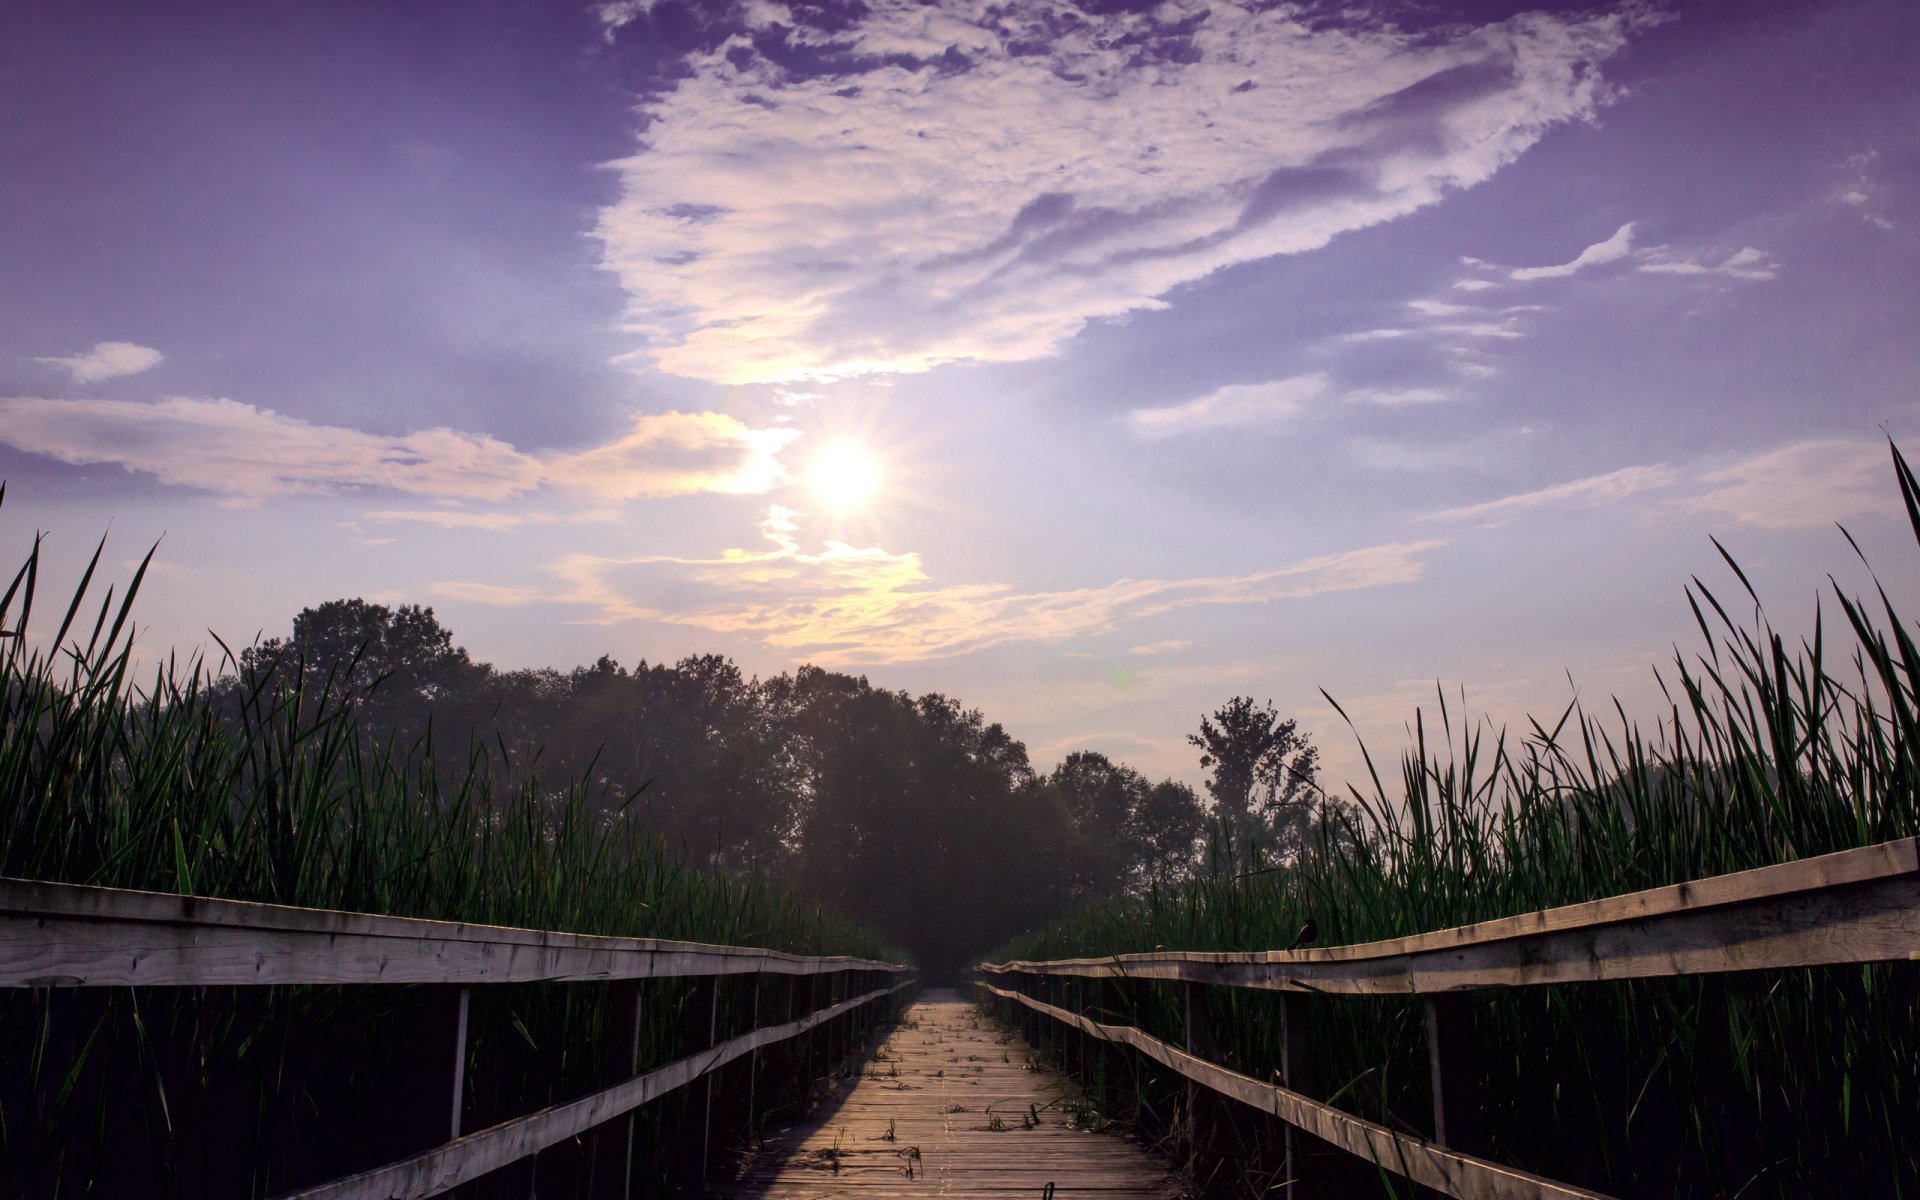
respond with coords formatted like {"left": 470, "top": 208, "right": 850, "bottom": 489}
{"left": 3, "top": 0, "right": 1917, "bottom": 797}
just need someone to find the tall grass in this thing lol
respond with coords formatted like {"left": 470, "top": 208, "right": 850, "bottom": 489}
{"left": 0, "top": 492, "right": 898, "bottom": 1197}
{"left": 994, "top": 444, "right": 1920, "bottom": 1197}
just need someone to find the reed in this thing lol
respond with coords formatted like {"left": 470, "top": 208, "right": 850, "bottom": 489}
{"left": 0, "top": 489, "right": 897, "bottom": 1196}
{"left": 994, "top": 444, "right": 1920, "bottom": 1197}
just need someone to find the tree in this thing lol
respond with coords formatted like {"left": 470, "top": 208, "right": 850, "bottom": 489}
{"left": 237, "top": 599, "right": 489, "bottom": 741}
{"left": 1188, "top": 696, "right": 1321, "bottom": 865}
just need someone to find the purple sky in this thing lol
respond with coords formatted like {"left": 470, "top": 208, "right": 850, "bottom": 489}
{"left": 4, "top": 0, "right": 1917, "bottom": 791}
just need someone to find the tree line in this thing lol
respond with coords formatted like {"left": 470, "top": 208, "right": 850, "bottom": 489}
{"left": 227, "top": 598, "right": 1340, "bottom": 978}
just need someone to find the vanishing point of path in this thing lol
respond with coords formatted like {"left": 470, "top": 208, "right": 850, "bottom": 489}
{"left": 720, "top": 989, "right": 1185, "bottom": 1199}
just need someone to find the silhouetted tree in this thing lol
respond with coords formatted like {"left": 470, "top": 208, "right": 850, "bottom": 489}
{"left": 1189, "top": 696, "right": 1321, "bottom": 866}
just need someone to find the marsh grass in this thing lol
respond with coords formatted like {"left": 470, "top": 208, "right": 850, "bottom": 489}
{"left": 995, "top": 445, "right": 1920, "bottom": 1197}
{"left": 0, "top": 490, "right": 897, "bottom": 1197}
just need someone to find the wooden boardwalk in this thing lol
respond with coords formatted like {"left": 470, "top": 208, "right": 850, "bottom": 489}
{"left": 720, "top": 989, "right": 1185, "bottom": 1200}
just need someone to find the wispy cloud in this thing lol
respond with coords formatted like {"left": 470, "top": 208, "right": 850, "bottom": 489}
{"left": 1427, "top": 463, "right": 1677, "bottom": 523}
{"left": 361, "top": 509, "right": 541, "bottom": 531}
{"left": 1127, "top": 640, "right": 1194, "bottom": 656}
{"left": 1509, "top": 221, "right": 1636, "bottom": 281}
{"left": 1676, "top": 439, "right": 1887, "bottom": 529}
{"left": 1637, "top": 246, "right": 1779, "bottom": 280}
{"left": 598, "top": 2, "right": 1658, "bottom": 383}
{"left": 32, "top": 341, "right": 164, "bottom": 383}
{"left": 442, "top": 506, "right": 1447, "bottom": 665}
{"left": 1343, "top": 387, "right": 1456, "bottom": 407}
{"left": 0, "top": 396, "right": 798, "bottom": 502}
{"left": 1127, "top": 373, "right": 1326, "bottom": 438}
{"left": 1455, "top": 221, "right": 1779, "bottom": 288}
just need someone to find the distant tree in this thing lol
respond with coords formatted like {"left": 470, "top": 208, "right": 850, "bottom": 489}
{"left": 237, "top": 599, "right": 489, "bottom": 740}
{"left": 1045, "top": 753, "right": 1204, "bottom": 896}
{"left": 1132, "top": 778, "right": 1205, "bottom": 886}
{"left": 1189, "top": 696, "right": 1321, "bottom": 866}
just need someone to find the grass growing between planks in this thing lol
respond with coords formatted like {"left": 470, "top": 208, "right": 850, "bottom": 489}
{"left": 993, "top": 444, "right": 1920, "bottom": 1198}
{"left": 0, "top": 487, "right": 900, "bottom": 1198}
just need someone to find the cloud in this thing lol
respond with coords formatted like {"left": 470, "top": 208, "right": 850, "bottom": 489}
{"left": 361, "top": 509, "right": 539, "bottom": 531}
{"left": 598, "top": 2, "right": 1659, "bottom": 383}
{"left": 32, "top": 341, "right": 164, "bottom": 383}
{"left": 1676, "top": 439, "right": 1887, "bottom": 529}
{"left": 1509, "top": 221, "right": 1635, "bottom": 281}
{"left": 1835, "top": 149, "right": 1896, "bottom": 231}
{"left": 444, "top": 505, "right": 1446, "bottom": 664}
{"left": 1457, "top": 222, "right": 1779, "bottom": 288}
{"left": 1127, "top": 640, "right": 1193, "bottom": 656}
{"left": 0, "top": 396, "right": 799, "bottom": 502}
{"left": 1427, "top": 463, "right": 1677, "bottom": 523}
{"left": 1343, "top": 387, "right": 1456, "bottom": 407}
{"left": 1127, "top": 373, "right": 1326, "bottom": 437}
{"left": 1637, "top": 245, "right": 1779, "bottom": 281}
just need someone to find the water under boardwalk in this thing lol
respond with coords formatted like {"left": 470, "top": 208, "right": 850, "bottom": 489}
{"left": 720, "top": 989, "right": 1184, "bottom": 1199}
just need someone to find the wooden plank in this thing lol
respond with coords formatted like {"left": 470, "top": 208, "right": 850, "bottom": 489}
{"left": 979, "top": 983, "right": 1614, "bottom": 1200}
{"left": 0, "top": 877, "right": 907, "bottom": 988}
{"left": 982, "top": 837, "right": 1920, "bottom": 993}
{"left": 716, "top": 991, "right": 1182, "bottom": 1200}
{"left": 271, "top": 980, "right": 913, "bottom": 1200}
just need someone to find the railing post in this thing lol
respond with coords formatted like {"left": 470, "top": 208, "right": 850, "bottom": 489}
{"left": 1183, "top": 980, "right": 1215, "bottom": 1166}
{"left": 592, "top": 980, "right": 644, "bottom": 1200}
{"left": 1280, "top": 991, "right": 1314, "bottom": 1193}
{"left": 673, "top": 976, "right": 719, "bottom": 1198}
{"left": 1424, "top": 992, "right": 1485, "bottom": 1155}
{"left": 397, "top": 984, "right": 468, "bottom": 1152}
{"left": 745, "top": 971, "right": 762, "bottom": 1146}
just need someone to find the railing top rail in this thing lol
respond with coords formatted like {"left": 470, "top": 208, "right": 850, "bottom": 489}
{"left": 0, "top": 875, "right": 907, "bottom": 988}
{"left": 981, "top": 835, "right": 1920, "bottom": 993}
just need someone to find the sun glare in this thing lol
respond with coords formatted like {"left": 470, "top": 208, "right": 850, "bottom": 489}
{"left": 809, "top": 442, "right": 881, "bottom": 510}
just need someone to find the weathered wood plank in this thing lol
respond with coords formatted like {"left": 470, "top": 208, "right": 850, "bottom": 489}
{"left": 983, "top": 837, "right": 1920, "bottom": 993}
{"left": 979, "top": 983, "right": 1614, "bottom": 1200}
{"left": 717, "top": 992, "right": 1181, "bottom": 1200}
{"left": 0, "top": 877, "right": 907, "bottom": 988}
{"left": 271, "top": 980, "right": 912, "bottom": 1200}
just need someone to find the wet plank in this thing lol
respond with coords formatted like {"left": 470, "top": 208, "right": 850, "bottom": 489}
{"left": 718, "top": 990, "right": 1184, "bottom": 1199}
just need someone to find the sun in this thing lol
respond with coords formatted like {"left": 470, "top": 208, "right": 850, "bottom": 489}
{"left": 808, "top": 441, "right": 882, "bottom": 510}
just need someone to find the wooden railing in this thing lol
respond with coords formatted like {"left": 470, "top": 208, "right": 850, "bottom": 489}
{"left": 978, "top": 835, "right": 1920, "bottom": 1200}
{"left": 0, "top": 877, "right": 913, "bottom": 1199}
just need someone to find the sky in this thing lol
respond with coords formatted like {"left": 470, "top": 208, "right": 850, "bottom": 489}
{"left": 2, "top": 0, "right": 1917, "bottom": 794}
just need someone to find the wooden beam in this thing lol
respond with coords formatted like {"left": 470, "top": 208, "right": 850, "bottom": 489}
{"left": 979, "top": 983, "right": 1614, "bottom": 1200}
{"left": 0, "top": 877, "right": 908, "bottom": 989}
{"left": 271, "top": 979, "right": 913, "bottom": 1200}
{"left": 980, "top": 837, "right": 1920, "bottom": 993}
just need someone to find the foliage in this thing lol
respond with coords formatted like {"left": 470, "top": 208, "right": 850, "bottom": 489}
{"left": 0, "top": 507, "right": 894, "bottom": 1196}
{"left": 992, "top": 443, "right": 1920, "bottom": 1198}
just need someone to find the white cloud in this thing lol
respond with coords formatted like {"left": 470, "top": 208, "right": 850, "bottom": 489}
{"left": 443, "top": 505, "right": 1447, "bottom": 665}
{"left": 1427, "top": 463, "right": 1677, "bottom": 523}
{"left": 1509, "top": 221, "right": 1635, "bottom": 281}
{"left": 1127, "top": 640, "right": 1194, "bottom": 656}
{"left": 1343, "top": 319, "right": 1525, "bottom": 343}
{"left": 1343, "top": 387, "right": 1455, "bottom": 407}
{"left": 33, "top": 341, "right": 164, "bottom": 383}
{"left": 1127, "top": 373, "right": 1327, "bottom": 437}
{"left": 1676, "top": 440, "right": 1887, "bottom": 529}
{"left": 598, "top": 2, "right": 1659, "bottom": 383}
{"left": 1637, "top": 245, "right": 1779, "bottom": 281}
{"left": 361, "top": 509, "right": 540, "bottom": 531}
{"left": 0, "top": 396, "right": 798, "bottom": 502}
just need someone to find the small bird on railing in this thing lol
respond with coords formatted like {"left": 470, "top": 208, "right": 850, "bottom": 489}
{"left": 1284, "top": 918, "right": 1317, "bottom": 953}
